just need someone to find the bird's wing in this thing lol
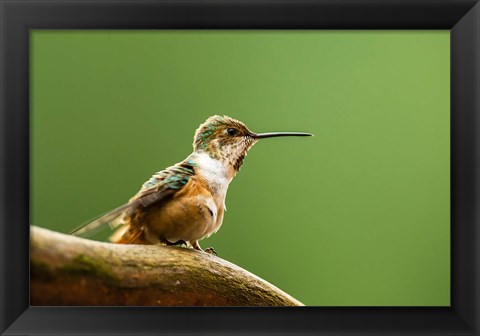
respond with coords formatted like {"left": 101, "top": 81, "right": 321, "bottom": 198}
{"left": 70, "top": 160, "right": 196, "bottom": 238}
{"left": 69, "top": 202, "right": 136, "bottom": 237}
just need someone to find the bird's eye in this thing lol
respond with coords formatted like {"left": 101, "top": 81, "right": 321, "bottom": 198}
{"left": 227, "top": 128, "right": 238, "bottom": 136}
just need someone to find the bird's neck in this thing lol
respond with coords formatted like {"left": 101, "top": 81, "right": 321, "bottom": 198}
{"left": 191, "top": 151, "right": 235, "bottom": 197}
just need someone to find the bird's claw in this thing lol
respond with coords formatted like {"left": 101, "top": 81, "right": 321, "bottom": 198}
{"left": 204, "top": 247, "right": 217, "bottom": 256}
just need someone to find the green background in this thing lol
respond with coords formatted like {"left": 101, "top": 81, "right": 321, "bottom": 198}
{"left": 31, "top": 30, "right": 450, "bottom": 306}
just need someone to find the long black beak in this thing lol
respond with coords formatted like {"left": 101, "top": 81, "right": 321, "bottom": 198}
{"left": 252, "top": 132, "right": 313, "bottom": 139}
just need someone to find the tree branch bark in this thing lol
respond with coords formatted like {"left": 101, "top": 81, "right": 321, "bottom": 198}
{"left": 30, "top": 226, "right": 304, "bottom": 306}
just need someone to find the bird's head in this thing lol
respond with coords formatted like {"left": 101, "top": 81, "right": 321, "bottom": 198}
{"left": 193, "top": 115, "right": 312, "bottom": 172}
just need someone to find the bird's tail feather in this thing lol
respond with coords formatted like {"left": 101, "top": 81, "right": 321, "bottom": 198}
{"left": 70, "top": 203, "right": 131, "bottom": 237}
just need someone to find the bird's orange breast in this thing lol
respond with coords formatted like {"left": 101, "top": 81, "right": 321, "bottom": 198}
{"left": 112, "top": 176, "right": 225, "bottom": 245}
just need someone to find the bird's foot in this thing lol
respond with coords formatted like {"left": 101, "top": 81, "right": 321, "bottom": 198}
{"left": 204, "top": 247, "right": 217, "bottom": 256}
{"left": 162, "top": 238, "right": 187, "bottom": 247}
{"left": 191, "top": 241, "right": 218, "bottom": 256}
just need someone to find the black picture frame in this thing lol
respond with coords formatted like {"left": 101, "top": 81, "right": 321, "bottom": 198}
{"left": 1, "top": 0, "right": 479, "bottom": 335}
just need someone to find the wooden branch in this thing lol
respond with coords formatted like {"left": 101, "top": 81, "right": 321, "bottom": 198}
{"left": 30, "top": 226, "right": 304, "bottom": 306}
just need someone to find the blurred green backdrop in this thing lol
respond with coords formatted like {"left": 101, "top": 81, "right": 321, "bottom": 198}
{"left": 30, "top": 30, "right": 450, "bottom": 306}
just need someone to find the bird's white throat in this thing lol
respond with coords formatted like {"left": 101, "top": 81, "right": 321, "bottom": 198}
{"left": 195, "top": 152, "right": 232, "bottom": 198}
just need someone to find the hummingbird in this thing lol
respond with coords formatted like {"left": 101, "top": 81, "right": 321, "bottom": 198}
{"left": 71, "top": 115, "right": 312, "bottom": 254}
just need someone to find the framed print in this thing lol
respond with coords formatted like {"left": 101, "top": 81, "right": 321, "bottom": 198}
{"left": 1, "top": 0, "right": 479, "bottom": 335}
